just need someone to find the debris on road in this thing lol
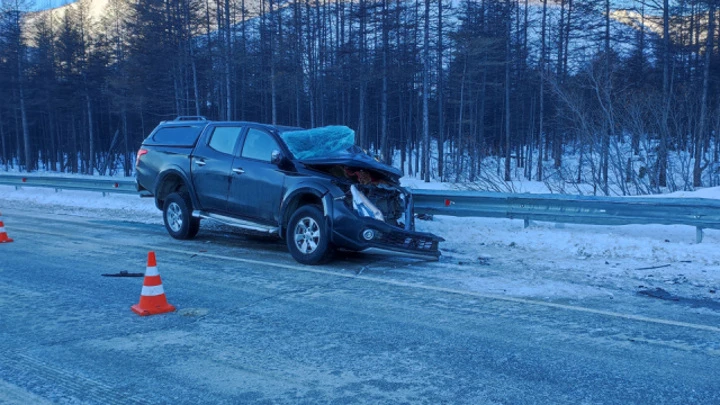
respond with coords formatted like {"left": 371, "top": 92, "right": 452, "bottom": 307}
{"left": 101, "top": 271, "right": 144, "bottom": 277}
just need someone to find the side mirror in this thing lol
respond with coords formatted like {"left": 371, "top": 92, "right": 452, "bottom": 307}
{"left": 271, "top": 150, "right": 283, "bottom": 165}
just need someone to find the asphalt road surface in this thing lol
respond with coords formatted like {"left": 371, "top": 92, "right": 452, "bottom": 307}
{"left": 0, "top": 207, "right": 719, "bottom": 404}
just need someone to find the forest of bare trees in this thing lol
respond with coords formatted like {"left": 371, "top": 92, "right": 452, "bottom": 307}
{"left": 0, "top": 0, "right": 719, "bottom": 195}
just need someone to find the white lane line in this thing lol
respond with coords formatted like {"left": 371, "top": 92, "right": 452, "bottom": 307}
{"left": 11, "top": 226, "right": 720, "bottom": 334}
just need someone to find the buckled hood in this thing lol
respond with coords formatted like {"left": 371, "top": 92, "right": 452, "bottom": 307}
{"left": 299, "top": 153, "right": 402, "bottom": 183}
{"left": 280, "top": 125, "right": 402, "bottom": 183}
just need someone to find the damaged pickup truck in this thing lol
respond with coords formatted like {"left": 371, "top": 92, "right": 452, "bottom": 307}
{"left": 135, "top": 117, "right": 443, "bottom": 264}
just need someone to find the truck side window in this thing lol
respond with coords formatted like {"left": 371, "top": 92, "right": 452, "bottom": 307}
{"left": 151, "top": 125, "right": 204, "bottom": 145}
{"left": 208, "top": 127, "right": 242, "bottom": 155}
{"left": 241, "top": 129, "right": 279, "bottom": 162}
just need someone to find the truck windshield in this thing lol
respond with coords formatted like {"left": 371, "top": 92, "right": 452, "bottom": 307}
{"left": 280, "top": 126, "right": 356, "bottom": 160}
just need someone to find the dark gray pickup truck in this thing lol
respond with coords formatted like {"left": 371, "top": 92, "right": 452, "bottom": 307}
{"left": 135, "top": 117, "right": 442, "bottom": 264}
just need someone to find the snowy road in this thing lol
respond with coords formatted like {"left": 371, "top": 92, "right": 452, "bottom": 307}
{"left": 1, "top": 207, "right": 719, "bottom": 404}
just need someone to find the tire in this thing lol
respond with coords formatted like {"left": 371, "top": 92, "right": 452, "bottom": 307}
{"left": 163, "top": 192, "right": 200, "bottom": 240}
{"left": 286, "top": 205, "right": 333, "bottom": 265}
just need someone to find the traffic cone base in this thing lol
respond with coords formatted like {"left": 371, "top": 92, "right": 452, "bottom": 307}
{"left": 131, "top": 302, "right": 176, "bottom": 316}
{"left": 132, "top": 252, "right": 175, "bottom": 316}
{"left": 0, "top": 221, "right": 13, "bottom": 243}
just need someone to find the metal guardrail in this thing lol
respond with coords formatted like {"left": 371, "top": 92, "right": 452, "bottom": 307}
{"left": 0, "top": 174, "right": 138, "bottom": 195}
{"left": 410, "top": 189, "right": 720, "bottom": 243}
{"left": 1, "top": 174, "right": 718, "bottom": 243}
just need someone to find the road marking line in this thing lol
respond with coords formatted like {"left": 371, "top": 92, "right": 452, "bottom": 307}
{"left": 12, "top": 226, "right": 720, "bottom": 334}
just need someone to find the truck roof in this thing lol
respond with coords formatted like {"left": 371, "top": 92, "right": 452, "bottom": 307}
{"left": 158, "top": 116, "right": 302, "bottom": 133}
{"left": 144, "top": 117, "right": 304, "bottom": 147}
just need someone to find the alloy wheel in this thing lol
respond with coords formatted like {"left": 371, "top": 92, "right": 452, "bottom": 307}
{"left": 293, "top": 216, "right": 320, "bottom": 254}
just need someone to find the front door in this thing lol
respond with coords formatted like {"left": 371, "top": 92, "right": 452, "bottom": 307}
{"left": 191, "top": 125, "right": 244, "bottom": 212}
{"left": 226, "top": 127, "right": 286, "bottom": 223}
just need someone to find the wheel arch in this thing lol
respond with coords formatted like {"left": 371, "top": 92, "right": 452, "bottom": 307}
{"left": 154, "top": 168, "right": 199, "bottom": 210}
{"left": 280, "top": 186, "right": 333, "bottom": 240}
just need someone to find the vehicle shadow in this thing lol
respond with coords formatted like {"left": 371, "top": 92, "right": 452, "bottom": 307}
{"left": 195, "top": 220, "right": 437, "bottom": 269}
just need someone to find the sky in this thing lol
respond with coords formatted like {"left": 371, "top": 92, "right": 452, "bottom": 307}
{"left": 2, "top": 175, "right": 719, "bottom": 308}
{"left": 33, "top": 0, "right": 69, "bottom": 11}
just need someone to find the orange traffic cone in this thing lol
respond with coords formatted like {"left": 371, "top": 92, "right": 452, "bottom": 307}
{"left": 0, "top": 220, "right": 13, "bottom": 243}
{"left": 131, "top": 251, "right": 175, "bottom": 316}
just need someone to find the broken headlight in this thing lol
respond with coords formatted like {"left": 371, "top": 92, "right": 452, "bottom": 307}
{"left": 351, "top": 185, "right": 385, "bottom": 221}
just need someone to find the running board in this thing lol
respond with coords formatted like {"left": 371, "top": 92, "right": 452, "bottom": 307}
{"left": 192, "top": 210, "right": 279, "bottom": 234}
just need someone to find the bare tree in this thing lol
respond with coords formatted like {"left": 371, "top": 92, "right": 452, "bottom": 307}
{"left": 693, "top": 0, "right": 715, "bottom": 187}
{"left": 422, "top": 0, "right": 430, "bottom": 182}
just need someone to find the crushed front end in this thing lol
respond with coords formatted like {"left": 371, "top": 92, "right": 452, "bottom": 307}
{"left": 311, "top": 163, "right": 444, "bottom": 258}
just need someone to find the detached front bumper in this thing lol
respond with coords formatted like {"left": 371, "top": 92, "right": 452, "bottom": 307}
{"left": 329, "top": 201, "right": 444, "bottom": 258}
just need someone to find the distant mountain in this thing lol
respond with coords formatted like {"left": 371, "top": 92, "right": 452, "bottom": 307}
{"left": 29, "top": 0, "right": 265, "bottom": 25}
{"left": 30, "top": 0, "right": 659, "bottom": 33}
{"left": 28, "top": 0, "right": 699, "bottom": 52}
{"left": 29, "top": 0, "right": 109, "bottom": 25}
{"left": 611, "top": 8, "right": 713, "bottom": 47}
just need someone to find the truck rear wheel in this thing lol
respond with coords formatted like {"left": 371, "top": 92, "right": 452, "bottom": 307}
{"left": 286, "top": 205, "right": 333, "bottom": 265}
{"left": 163, "top": 192, "right": 200, "bottom": 240}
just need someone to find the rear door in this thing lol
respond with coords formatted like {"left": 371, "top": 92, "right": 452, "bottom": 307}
{"left": 191, "top": 125, "right": 244, "bottom": 212}
{"left": 226, "top": 127, "right": 286, "bottom": 223}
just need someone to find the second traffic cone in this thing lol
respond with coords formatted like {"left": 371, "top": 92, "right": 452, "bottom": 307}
{"left": 131, "top": 251, "right": 175, "bottom": 316}
{"left": 0, "top": 220, "right": 13, "bottom": 243}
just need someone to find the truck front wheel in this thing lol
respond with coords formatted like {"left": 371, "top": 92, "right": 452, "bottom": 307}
{"left": 163, "top": 192, "right": 200, "bottom": 240}
{"left": 286, "top": 205, "right": 333, "bottom": 265}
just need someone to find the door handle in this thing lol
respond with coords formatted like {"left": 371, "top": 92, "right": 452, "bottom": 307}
{"left": 195, "top": 159, "right": 206, "bottom": 166}
{"left": 233, "top": 168, "right": 245, "bottom": 174}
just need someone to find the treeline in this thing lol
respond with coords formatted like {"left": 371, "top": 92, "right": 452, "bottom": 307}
{"left": 0, "top": 0, "right": 719, "bottom": 195}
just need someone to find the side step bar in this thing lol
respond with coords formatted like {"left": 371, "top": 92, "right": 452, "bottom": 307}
{"left": 192, "top": 210, "right": 279, "bottom": 234}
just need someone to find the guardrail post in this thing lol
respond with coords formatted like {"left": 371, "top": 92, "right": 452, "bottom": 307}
{"left": 696, "top": 227, "right": 704, "bottom": 244}
{"left": 524, "top": 219, "right": 530, "bottom": 228}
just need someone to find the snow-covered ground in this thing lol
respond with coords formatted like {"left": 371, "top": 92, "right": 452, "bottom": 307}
{"left": 2, "top": 177, "right": 719, "bottom": 304}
